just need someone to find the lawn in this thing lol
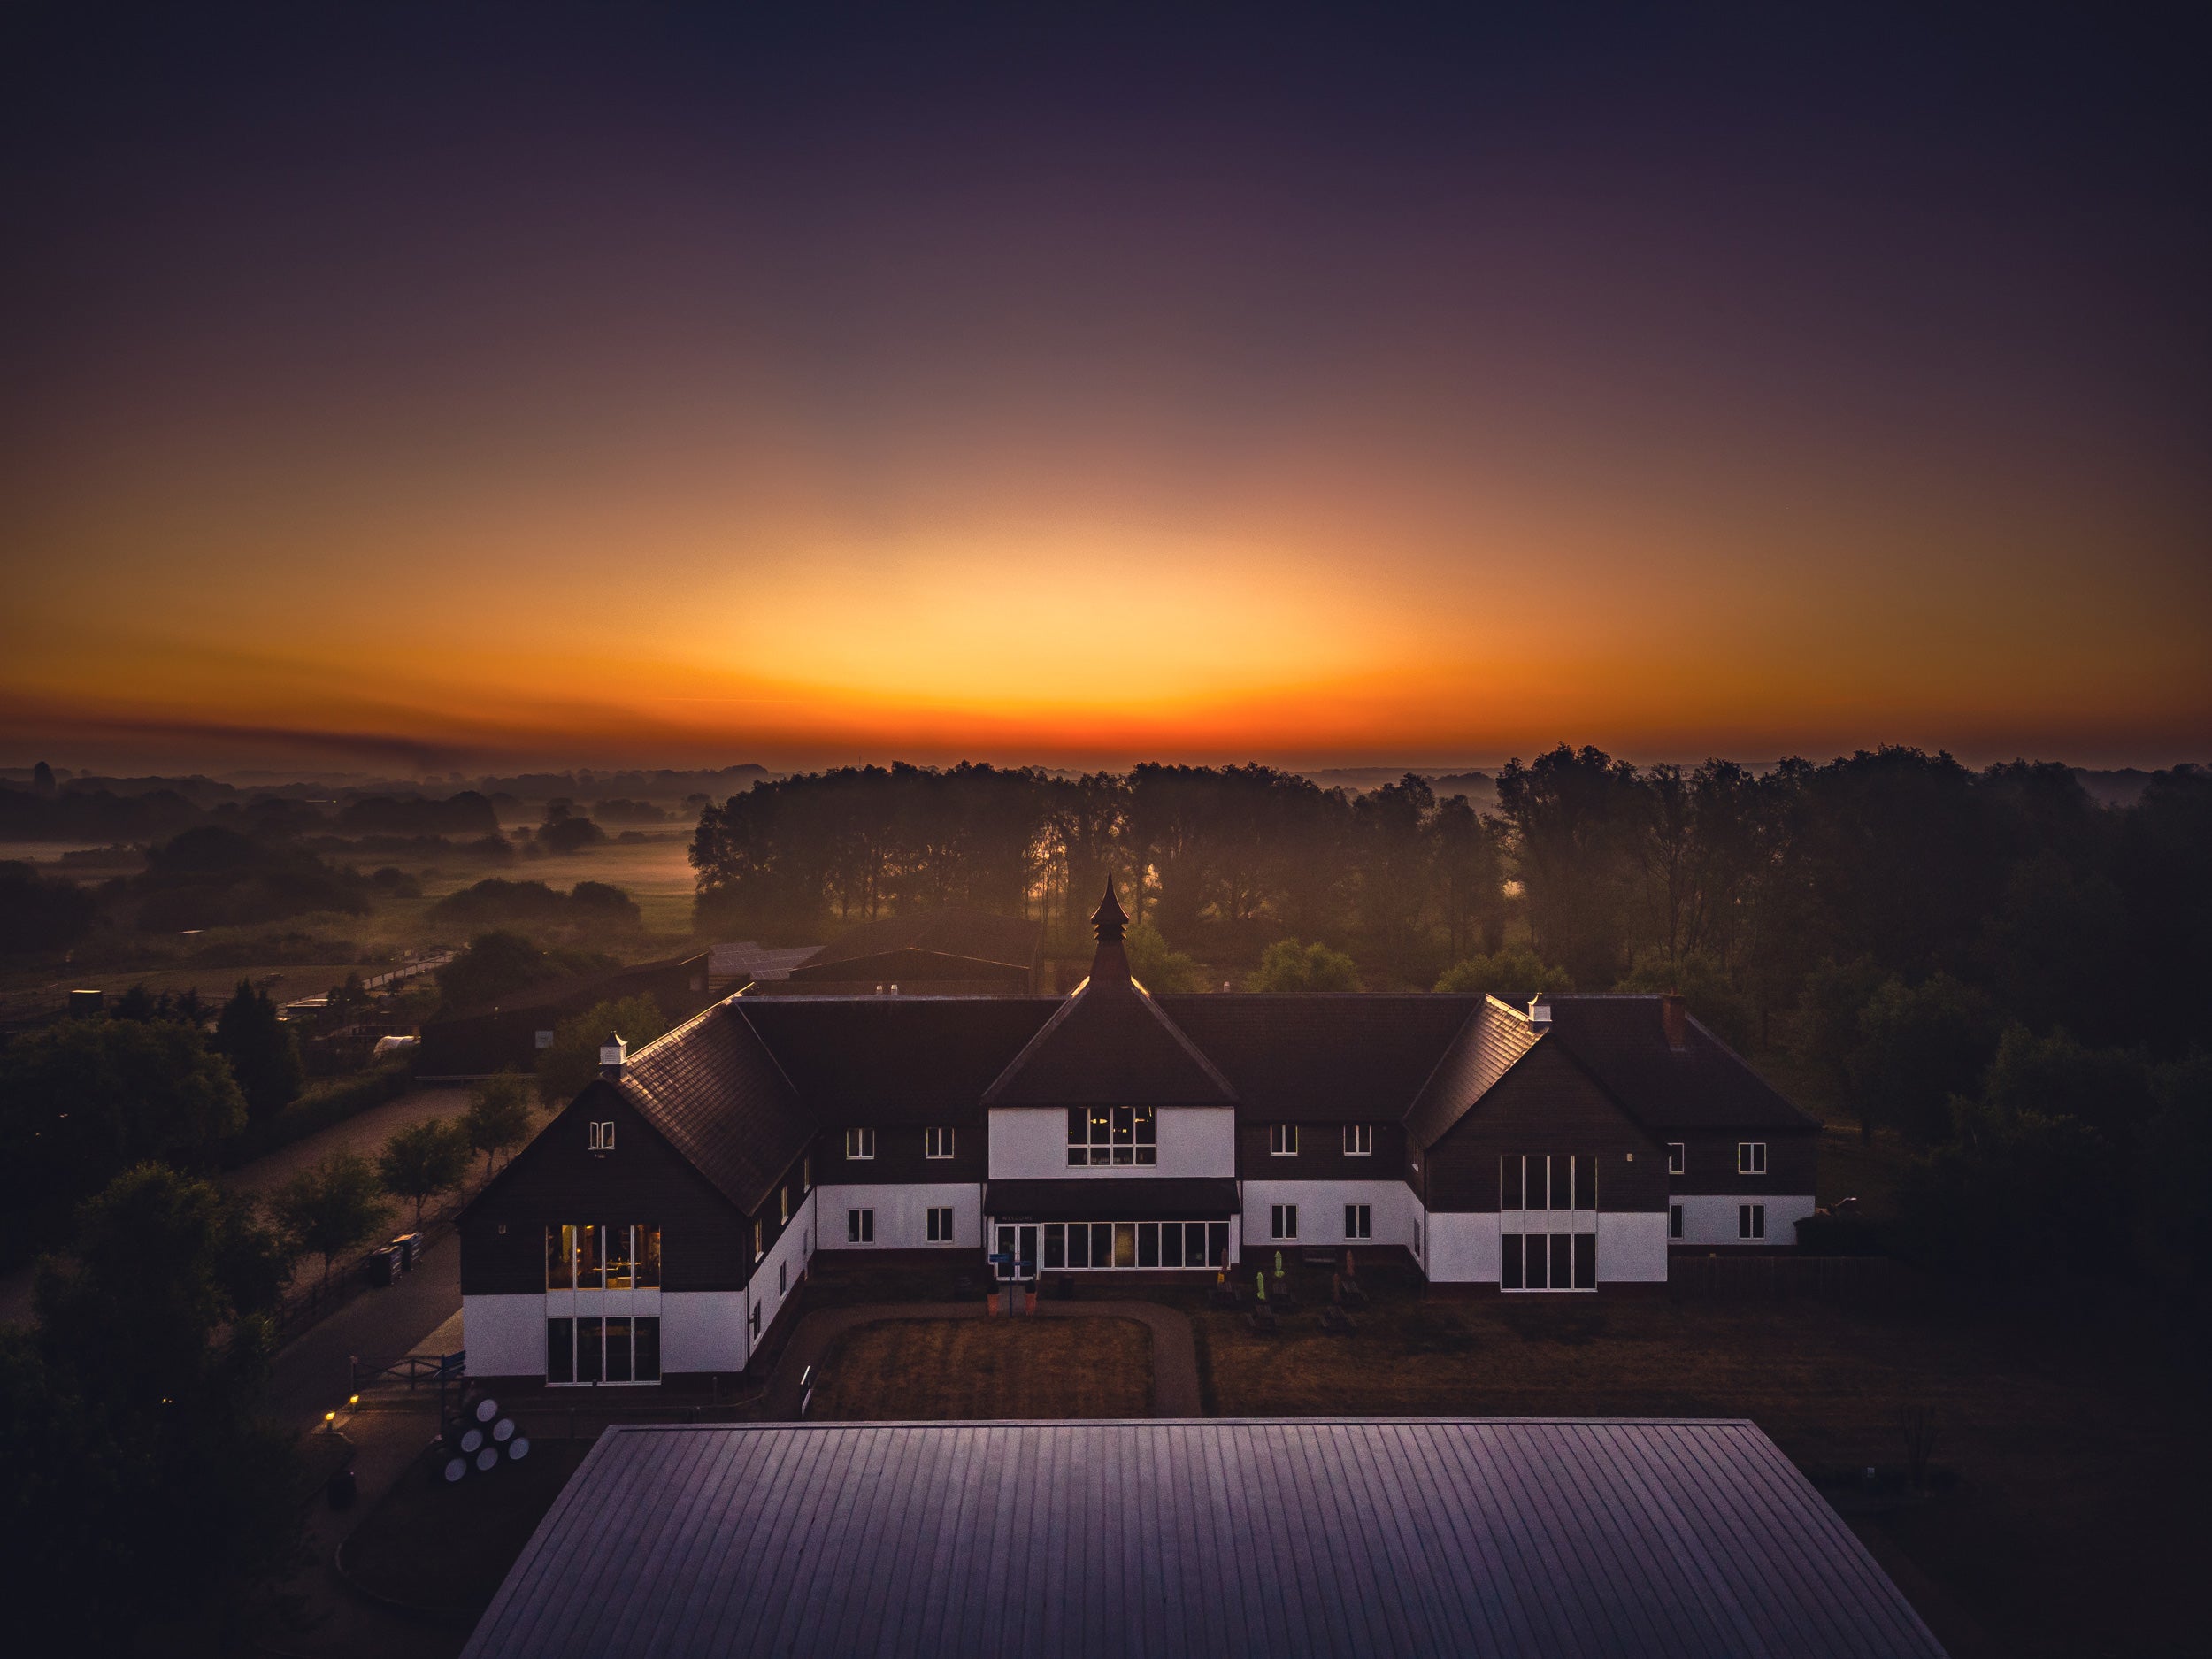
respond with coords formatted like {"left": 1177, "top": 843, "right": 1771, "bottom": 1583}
{"left": 342, "top": 1438, "right": 594, "bottom": 1616}
{"left": 812, "top": 1317, "right": 1153, "bottom": 1420}
{"left": 1197, "top": 1267, "right": 2206, "bottom": 1658}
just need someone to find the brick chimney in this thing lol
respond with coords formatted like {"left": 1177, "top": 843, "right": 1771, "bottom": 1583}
{"left": 1660, "top": 994, "right": 1688, "bottom": 1053}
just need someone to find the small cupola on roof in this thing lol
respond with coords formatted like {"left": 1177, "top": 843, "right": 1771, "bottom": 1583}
{"left": 981, "top": 880, "right": 1235, "bottom": 1109}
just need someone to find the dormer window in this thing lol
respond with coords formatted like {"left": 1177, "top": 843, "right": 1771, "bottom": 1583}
{"left": 588, "top": 1119, "right": 615, "bottom": 1152}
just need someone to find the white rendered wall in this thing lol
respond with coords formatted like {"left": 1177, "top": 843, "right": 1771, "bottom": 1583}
{"left": 816, "top": 1182, "right": 985, "bottom": 1249}
{"left": 1597, "top": 1211, "right": 1670, "bottom": 1281}
{"left": 658, "top": 1291, "right": 749, "bottom": 1374}
{"left": 1425, "top": 1211, "right": 1502, "bottom": 1284}
{"left": 461, "top": 1294, "right": 542, "bottom": 1378}
{"left": 987, "top": 1106, "right": 1236, "bottom": 1179}
{"left": 1240, "top": 1179, "right": 1418, "bottom": 1250}
{"left": 741, "top": 1189, "right": 818, "bottom": 1366}
{"left": 1672, "top": 1193, "right": 1816, "bottom": 1247}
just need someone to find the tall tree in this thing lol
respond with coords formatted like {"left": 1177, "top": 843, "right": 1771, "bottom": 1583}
{"left": 1496, "top": 745, "right": 1648, "bottom": 990}
{"left": 213, "top": 980, "right": 303, "bottom": 1122}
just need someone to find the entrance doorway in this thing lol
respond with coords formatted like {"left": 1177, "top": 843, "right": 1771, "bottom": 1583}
{"left": 995, "top": 1225, "right": 1038, "bottom": 1281}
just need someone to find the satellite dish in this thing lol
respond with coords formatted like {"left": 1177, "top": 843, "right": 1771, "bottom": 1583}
{"left": 475, "top": 1446, "right": 499, "bottom": 1472}
{"left": 474, "top": 1396, "right": 501, "bottom": 1424}
{"left": 492, "top": 1417, "right": 516, "bottom": 1443}
{"left": 460, "top": 1426, "right": 484, "bottom": 1455}
{"left": 442, "top": 1455, "right": 468, "bottom": 1484}
{"left": 508, "top": 1436, "right": 531, "bottom": 1461}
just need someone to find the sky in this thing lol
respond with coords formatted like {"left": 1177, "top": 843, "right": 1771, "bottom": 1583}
{"left": 2, "top": 4, "right": 2207, "bottom": 776}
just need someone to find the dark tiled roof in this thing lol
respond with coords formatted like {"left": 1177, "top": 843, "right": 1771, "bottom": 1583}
{"left": 984, "top": 949, "right": 1237, "bottom": 1108}
{"left": 983, "top": 1178, "right": 1241, "bottom": 1220}
{"left": 795, "top": 905, "right": 1041, "bottom": 975}
{"left": 1543, "top": 995, "right": 1816, "bottom": 1132}
{"left": 466, "top": 1420, "right": 1946, "bottom": 1659}
{"left": 611, "top": 1002, "right": 812, "bottom": 1212}
{"left": 1158, "top": 995, "right": 1478, "bottom": 1122}
{"left": 1402, "top": 1000, "right": 1547, "bottom": 1148}
{"left": 735, "top": 996, "right": 1058, "bottom": 1121}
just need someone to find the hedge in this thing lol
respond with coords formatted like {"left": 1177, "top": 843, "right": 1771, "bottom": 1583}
{"left": 220, "top": 1059, "right": 414, "bottom": 1166}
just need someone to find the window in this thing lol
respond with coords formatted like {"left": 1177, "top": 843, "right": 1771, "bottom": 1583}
{"left": 546, "top": 1225, "right": 661, "bottom": 1290}
{"left": 546, "top": 1315, "right": 660, "bottom": 1385}
{"left": 926, "top": 1206, "right": 954, "bottom": 1243}
{"left": 752, "top": 1219, "right": 764, "bottom": 1262}
{"left": 1343, "top": 1124, "right": 1373, "bottom": 1156}
{"left": 1344, "top": 1204, "right": 1371, "bottom": 1240}
{"left": 1500, "top": 1231, "right": 1596, "bottom": 1292}
{"left": 1667, "top": 1142, "right": 1686, "bottom": 1176}
{"left": 1041, "top": 1221, "right": 1226, "bottom": 1270}
{"left": 1271, "top": 1203, "right": 1299, "bottom": 1240}
{"left": 1065, "top": 1104, "right": 1156, "bottom": 1166}
{"left": 588, "top": 1119, "right": 615, "bottom": 1152}
{"left": 1268, "top": 1124, "right": 1300, "bottom": 1156}
{"left": 749, "top": 1302, "right": 761, "bottom": 1337}
{"left": 1670, "top": 1203, "right": 1684, "bottom": 1240}
{"left": 801, "top": 1155, "right": 811, "bottom": 1191}
{"left": 778, "top": 1262, "right": 787, "bottom": 1294}
{"left": 779, "top": 1185, "right": 790, "bottom": 1225}
{"left": 847, "top": 1208, "right": 874, "bottom": 1244}
{"left": 1738, "top": 1141, "right": 1767, "bottom": 1175}
{"left": 1740, "top": 1203, "right": 1766, "bottom": 1240}
{"left": 925, "top": 1126, "right": 956, "bottom": 1159}
{"left": 1498, "top": 1154, "right": 1596, "bottom": 1211}
{"left": 844, "top": 1127, "right": 876, "bottom": 1161}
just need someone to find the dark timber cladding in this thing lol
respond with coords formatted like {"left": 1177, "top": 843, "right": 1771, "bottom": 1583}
{"left": 463, "top": 1419, "right": 1947, "bottom": 1659}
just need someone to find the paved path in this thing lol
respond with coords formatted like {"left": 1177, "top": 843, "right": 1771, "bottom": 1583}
{"left": 769, "top": 1297, "right": 1202, "bottom": 1419}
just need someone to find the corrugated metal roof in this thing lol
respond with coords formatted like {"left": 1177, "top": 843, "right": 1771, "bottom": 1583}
{"left": 465, "top": 1419, "right": 1945, "bottom": 1659}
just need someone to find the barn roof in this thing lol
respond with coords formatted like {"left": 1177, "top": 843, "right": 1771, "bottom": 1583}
{"left": 463, "top": 1418, "right": 1946, "bottom": 1659}
{"left": 606, "top": 1002, "right": 811, "bottom": 1211}
{"left": 1542, "top": 996, "right": 1818, "bottom": 1133}
{"left": 1156, "top": 994, "right": 1478, "bottom": 1122}
{"left": 735, "top": 995, "right": 1061, "bottom": 1121}
{"left": 983, "top": 937, "right": 1236, "bottom": 1109}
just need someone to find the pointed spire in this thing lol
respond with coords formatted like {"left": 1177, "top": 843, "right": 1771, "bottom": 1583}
{"left": 1090, "top": 879, "right": 1130, "bottom": 944}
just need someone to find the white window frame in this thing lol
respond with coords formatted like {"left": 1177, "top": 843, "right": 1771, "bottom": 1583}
{"left": 1667, "top": 1141, "right": 1686, "bottom": 1175}
{"left": 1342, "top": 1124, "right": 1373, "bottom": 1156}
{"left": 780, "top": 1186, "right": 790, "bottom": 1225}
{"left": 1740, "top": 1202, "right": 1766, "bottom": 1240}
{"left": 845, "top": 1126, "right": 877, "bottom": 1161}
{"left": 1271, "top": 1203, "right": 1298, "bottom": 1240}
{"left": 926, "top": 1206, "right": 954, "bottom": 1243}
{"left": 1268, "top": 1124, "right": 1300, "bottom": 1157}
{"left": 1344, "top": 1203, "right": 1371, "bottom": 1240}
{"left": 925, "top": 1126, "right": 956, "bottom": 1160}
{"left": 1065, "top": 1105, "right": 1156, "bottom": 1166}
{"left": 588, "top": 1119, "right": 615, "bottom": 1152}
{"left": 1738, "top": 1141, "right": 1767, "bottom": 1176}
{"left": 752, "top": 1219, "right": 764, "bottom": 1262}
{"left": 848, "top": 1208, "right": 874, "bottom": 1244}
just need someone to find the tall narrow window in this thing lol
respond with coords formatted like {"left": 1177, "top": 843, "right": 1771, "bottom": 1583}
{"left": 1667, "top": 1142, "right": 1686, "bottom": 1176}
{"left": 752, "top": 1219, "right": 764, "bottom": 1262}
{"left": 1269, "top": 1124, "right": 1300, "bottom": 1156}
{"left": 1738, "top": 1141, "right": 1767, "bottom": 1176}
{"left": 780, "top": 1186, "right": 790, "bottom": 1225}
{"left": 1670, "top": 1203, "right": 1684, "bottom": 1240}
{"left": 801, "top": 1155, "right": 812, "bottom": 1191}
{"left": 1343, "top": 1124, "right": 1374, "bottom": 1156}
{"left": 844, "top": 1127, "right": 876, "bottom": 1161}
{"left": 604, "top": 1225, "right": 634, "bottom": 1290}
{"left": 925, "top": 1126, "right": 956, "bottom": 1159}
{"left": 546, "top": 1225, "right": 574, "bottom": 1290}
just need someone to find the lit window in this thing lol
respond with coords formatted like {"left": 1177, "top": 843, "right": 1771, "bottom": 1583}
{"left": 845, "top": 1127, "right": 876, "bottom": 1161}
{"left": 1667, "top": 1142, "right": 1686, "bottom": 1175}
{"left": 1737, "top": 1141, "right": 1767, "bottom": 1176}
{"left": 925, "top": 1126, "right": 956, "bottom": 1159}
{"left": 1065, "top": 1105, "right": 1156, "bottom": 1166}
{"left": 1269, "top": 1124, "right": 1300, "bottom": 1156}
{"left": 1342, "top": 1124, "right": 1373, "bottom": 1156}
